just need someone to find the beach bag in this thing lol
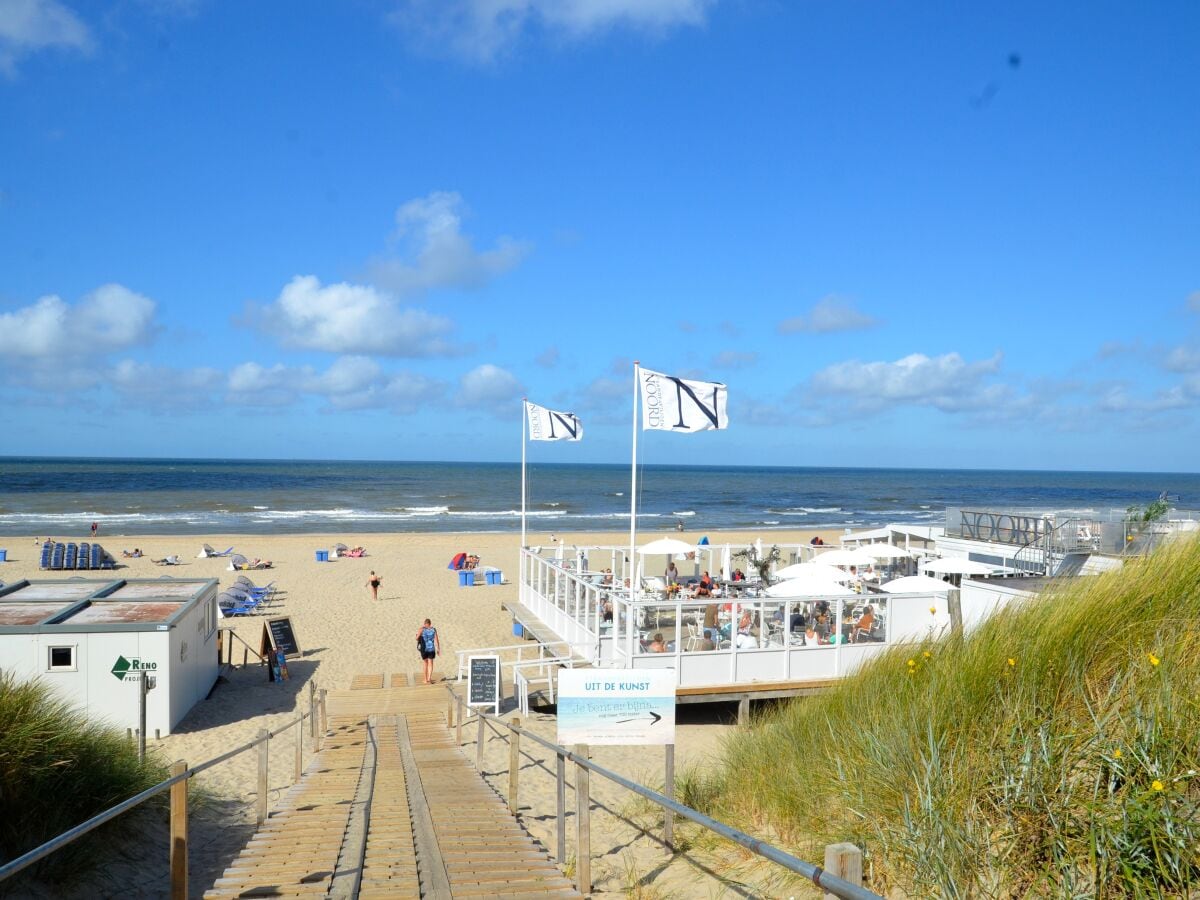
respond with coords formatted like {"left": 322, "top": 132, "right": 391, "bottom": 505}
{"left": 420, "top": 628, "right": 436, "bottom": 653}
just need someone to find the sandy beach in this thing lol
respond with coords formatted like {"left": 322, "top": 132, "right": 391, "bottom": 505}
{"left": 1, "top": 527, "right": 836, "bottom": 897}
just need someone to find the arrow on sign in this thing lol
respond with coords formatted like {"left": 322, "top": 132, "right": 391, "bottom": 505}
{"left": 615, "top": 711, "right": 663, "bottom": 725}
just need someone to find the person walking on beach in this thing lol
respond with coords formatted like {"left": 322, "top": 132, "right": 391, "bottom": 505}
{"left": 366, "top": 571, "right": 381, "bottom": 601}
{"left": 90, "top": 521, "right": 98, "bottom": 537}
{"left": 416, "top": 618, "right": 440, "bottom": 684}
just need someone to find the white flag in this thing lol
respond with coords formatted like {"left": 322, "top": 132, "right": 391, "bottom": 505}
{"left": 526, "top": 401, "right": 583, "bottom": 441}
{"left": 639, "top": 367, "right": 728, "bottom": 432}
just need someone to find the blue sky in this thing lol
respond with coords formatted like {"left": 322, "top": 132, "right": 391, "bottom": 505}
{"left": 1, "top": 0, "right": 1198, "bottom": 471}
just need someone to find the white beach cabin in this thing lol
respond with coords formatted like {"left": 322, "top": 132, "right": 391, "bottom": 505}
{"left": 0, "top": 578, "right": 219, "bottom": 736}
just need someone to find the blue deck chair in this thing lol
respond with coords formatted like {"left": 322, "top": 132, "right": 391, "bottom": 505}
{"left": 91, "top": 544, "right": 102, "bottom": 568}
{"left": 77, "top": 542, "right": 91, "bottom": 570}
{"left": 50, "top": 543, "right": 64, "bottom": 570}
{"left": 40, "top": 542, "right": 53, "bottom": 569}
{"left": 64, "top": 543, "right": 78, "bottom": 570}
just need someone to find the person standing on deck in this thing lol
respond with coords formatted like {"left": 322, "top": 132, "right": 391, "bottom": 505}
{"left": 416, "top": 619, "right": 440, "bottom": 684}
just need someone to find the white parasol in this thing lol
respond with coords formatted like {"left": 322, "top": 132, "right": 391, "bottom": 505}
{"left": 813, "top": 548, "right": 878, "bottom": 567}
{"left": 860, "top": 543, "right": 912, "bottom": 560}
{"left": 765, "top": 577, "right": 856, "bottom": 598}
{"left": 638, "top": 538, "right": 696, "bottom": 557}
{"left": 774, "top": 562, "right": 853, "bottom": 582}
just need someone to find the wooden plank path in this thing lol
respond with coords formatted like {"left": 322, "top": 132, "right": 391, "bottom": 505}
{"left": 204, "top": 678, "right": 578, "bottom": 899}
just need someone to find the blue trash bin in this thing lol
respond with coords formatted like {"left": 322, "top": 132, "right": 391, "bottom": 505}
{"left": 0, "top": 549, "right": 7, "bottom": 562}
{"left": 512, "top": 622, "right": 523, "bottom": 637}
{"left": 315, "top": 550, "right": 329, "bottom": 562}
{"left": 459, "top": 570, "right": 473, "bottom": 587}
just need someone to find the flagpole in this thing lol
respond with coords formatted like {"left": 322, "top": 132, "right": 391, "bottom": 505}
{"left": 520, "top": 399, "right": 528, "bottom": 551}
{"left": 629, "top": 362, "right": 640, "bottom": 663}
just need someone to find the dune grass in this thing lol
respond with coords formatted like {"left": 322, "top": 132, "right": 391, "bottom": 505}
{"left": 0, "top": 670, "right": 167, "bottom": 881}
{"left": 703, "top": 536, "right": 1200, "bottom": 896}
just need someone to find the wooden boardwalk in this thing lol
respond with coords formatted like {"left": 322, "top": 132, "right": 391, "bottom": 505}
{"left": 204, "top": 677, "right": 577, "bottom": 899}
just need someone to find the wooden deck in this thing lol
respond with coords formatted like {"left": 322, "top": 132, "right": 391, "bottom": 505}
{"left": 204, "top": 678, "right": 577, "bottom": 899}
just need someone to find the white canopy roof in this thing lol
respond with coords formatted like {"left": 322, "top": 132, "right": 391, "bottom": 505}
{"left": 923, "top": 557, "right": 996, "bottom": 576}
{"left": 765, "top": 577, "right": 856, "bottom": 598}
{"left": 813, "top": 548, "right": 878, "bottom": 567}
{"left": 638, "top": 538, "right": 695, "bottom": 556}
{"left": 880, "top": 574, "right": 953, "bottom": 593}
{"left": 774, "top": 562, "right": 853, "bottom": 582}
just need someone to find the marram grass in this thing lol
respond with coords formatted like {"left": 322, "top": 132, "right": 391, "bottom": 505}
{"left": 704, "top": 535, "right": 1200, "bottom": 897}
{"left": 0, "top": 669, "right": 167, "bottom": 881}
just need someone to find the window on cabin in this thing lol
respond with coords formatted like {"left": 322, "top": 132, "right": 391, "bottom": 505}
{"left": 48, "top": 646, "right": 76, "bottom": 671}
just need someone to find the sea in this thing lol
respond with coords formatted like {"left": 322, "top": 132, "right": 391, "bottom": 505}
{"left": 1, "top": 457, "right": 1198, "bottom": 538}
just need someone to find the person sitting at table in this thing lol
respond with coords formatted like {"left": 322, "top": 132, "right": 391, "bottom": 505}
{"left": 600, "top": 598, "right": 613, "bottom": 622}
{"left": 601, "top": 568, "right": 613, "bottom": 585}
{"left": 734, "top": 610, "right": 757, "bottom": 648}
{"left": 852, "top": 605, "right": 875, "bottom": 642}
{"left": 790, "top": 609, "right": 806, "bottom": 632}
{"left": 813, "top": 601, "right": 832, "bottom": 637}
{"left": 697, "top": 636, "right": 716, "bottom": 651}
{"left": 731, "top": 568, "right": 746, "bottom": 581}
{"left": 803, "top": 622, "right": 823, "bottom": 646}
{"left": 647, "top": 632, "right": 668, "bottom": 653}
{"left": 691, "top": 571, "right": 714, "bottom": 598}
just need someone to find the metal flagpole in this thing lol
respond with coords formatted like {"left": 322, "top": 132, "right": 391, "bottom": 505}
{"left": 629, "top": 362, "right": 640, "bottom": 663}
{"left": 521, "top": 399, "right": 528, "bottom": 551}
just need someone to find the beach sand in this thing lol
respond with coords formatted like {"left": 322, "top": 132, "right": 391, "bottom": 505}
{"left": 1, "top": 527, "right": 837, "bottom": 897}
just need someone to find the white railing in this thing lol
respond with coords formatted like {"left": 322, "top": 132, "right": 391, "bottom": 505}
{"left": 511, "top": 656, "right": 575, "bottom": 715}
{"left": 519, "top": 549, "right": 607, "bottom": 661}
{"left": 455, "top": 640, "right": 572, "bottom": 681}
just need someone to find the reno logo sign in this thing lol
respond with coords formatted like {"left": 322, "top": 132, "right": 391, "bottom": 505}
{"left": 111, "top": 655, "right": 158, "bottom": 682}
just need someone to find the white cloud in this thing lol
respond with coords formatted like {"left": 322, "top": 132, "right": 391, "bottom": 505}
{"left": 456, "top": 363, "right": 523, "bottom": 409}
{"left": 778, "top": 295, "right": 878, "bottom": 335}
{"left": 1188, "top": 291, "right": 1200, "bottom": 313}
{"left": 257, "top": 275, "right": 457, "bottom": 356}
{"left": 365, "top": 192, "right": 529, "bottom": 296}
{"left": 0, "top": 0, "right": 90, "bottom": 73}
{"left": 809, "top": 351, "right": 1004, "bottom": 414}
{"left": 389, "top": 0, "right": 715, "bottom": 63}
{"left": 0, "top": 283, "right": 156, "bottom": 358}
{"left": 535, "top": 346, "right": 560, "bottom": 368}
{"left": 714, "top": 350, "right": 756, "bottom": 369}
{"left": 1164, "top": 345, "right": 1200, "bottom": 373}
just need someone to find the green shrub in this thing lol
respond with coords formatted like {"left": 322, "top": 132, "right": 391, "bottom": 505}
{"left": 0, "top": 670, "right": 167, "bottom": 881}
{"left": 708, "top": 535, "right": 1200, "bottom": 896}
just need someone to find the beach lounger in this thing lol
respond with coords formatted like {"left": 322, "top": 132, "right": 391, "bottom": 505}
{"left": 39, "top": 541, "right": 52, "bottom": 569}
{"left": 50, "top": 543, "right": 65, "bottom": 570}
{"left": 198, "top": 544, "right": 235, "bottom": 558}
{"left": 77, "top": 542, "right": 91, "bottom": 570}
{"left": 154, "top": 555, "right": 182, "bottom": 566}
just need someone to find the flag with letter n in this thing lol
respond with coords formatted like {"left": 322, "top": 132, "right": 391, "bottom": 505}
{"left": 526, "top": 401, "right": 583, "bottom": 441}
{"left": 640, "top": 367, "right": 728, "bottom": 432}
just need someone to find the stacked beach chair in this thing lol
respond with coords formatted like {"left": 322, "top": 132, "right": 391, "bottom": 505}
{"left": 39, "top": 539, "right": 114, "bottom": 571}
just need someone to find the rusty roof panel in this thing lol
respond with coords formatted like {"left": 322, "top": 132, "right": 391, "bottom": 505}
{"left": 0, "top": 602, "right": 67, "bottom": 625}
{"left": 64, "top": 601, "right": 185, "bottom": 625}
{"left": 105, "top": 582, "right": 203, "bottom": 599}
{"left": 7, "top": 584, "right": 101, "bottom": 601}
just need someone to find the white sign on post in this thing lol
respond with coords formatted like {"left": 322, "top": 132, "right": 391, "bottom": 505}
{"left": 557, "top": 669, "right": 676, "bottom": 746}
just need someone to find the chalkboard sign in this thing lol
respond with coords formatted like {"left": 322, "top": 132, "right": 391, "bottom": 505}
{"left": 265, "top": 617, "right": 301, "bottom": 659}
{"left": 467, "top": 655, "right": 500, "bottom": 716}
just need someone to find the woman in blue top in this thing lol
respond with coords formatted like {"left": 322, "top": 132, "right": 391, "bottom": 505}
{"left": 415, "top": 618, "right": 441, "bottom": 685}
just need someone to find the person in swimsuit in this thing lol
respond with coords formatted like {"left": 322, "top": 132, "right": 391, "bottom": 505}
{"left": 416, "top": 618, "right": 440, "bottom": 684}
{"left": 367, "top": 571, "right": 381, "bottom": 601}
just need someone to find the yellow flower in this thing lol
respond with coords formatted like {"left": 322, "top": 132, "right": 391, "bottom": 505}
{"left": 1007, "top": 658, "right": 1016, "bottom": 667}
{"left": 1152, "top": 779, "right": 1165, "bottom": 792}
{"left": 929, "top": 606, "right": 936, "bottom": 615}
{"left": 923, "top": 651, "right": 932, "bottom": 659}
{"left": 1114, "top": 749, "right": 1123, "bottom": 759}
{"left": 1149, "top": 653, "right": 1161, "bottom": 667}
{"left": 907, "top": 658, "right": 916, "bottom": 667}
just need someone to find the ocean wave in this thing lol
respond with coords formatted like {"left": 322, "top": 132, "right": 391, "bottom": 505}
{"left": 672, "top": 510, "right": 696, "bottom": 517}
{"left": 401, "top": 506, "right": 450, "bottom": 515}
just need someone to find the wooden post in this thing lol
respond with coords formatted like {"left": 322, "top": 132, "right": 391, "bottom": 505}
{"left": 169, "top": 760, "right": 188, "bottom": 900}
{"left": 948, "top": 587, "right": 963, "bottom": 633}
{"left": 308, "top": 682, "right": 317, "bottom": 742}
{"left": 556, "top": 751, "right": 566, "bottom": 864}
{"left": 823, "top": 842, "right": 863, "bottom": 899}
{"left": 574, "top": 744, "right": 590, "bottom": 895}
{"left": 256, "top": 728, "right": 269, "bottom": 826}
{"left": 663, "top": 743, "right": 675, "bottom": 850}
{"left": 455, "top": 694, "right": 464, "bottom": 745}
{"left": 508, "top": 716, "right": 520, "bottom": 814}
{"left": 737, "top": 696, "right": 749, "bottom": 726}
{"left": 447, "top": 691, "right": 454, "bottom": 727}
{"left": 476, "top": 713, "right": 485, "bottom": 771}
{"left": 319, "top": 689, "right": 328, "bottom": 745}
{"left": 294, "top": 717, "right": 303, "bottom": 781}
{"left": 242, "top": 646, "right": 247, "bottom": 668}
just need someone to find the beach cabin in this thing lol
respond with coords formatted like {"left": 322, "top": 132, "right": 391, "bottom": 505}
{"left": 0, "top": 578, "right": 219, "bottom": 737}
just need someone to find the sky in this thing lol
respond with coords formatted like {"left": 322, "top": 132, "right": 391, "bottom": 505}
{"left": 1, "top": 0, "right": 1198, "bottom": 471}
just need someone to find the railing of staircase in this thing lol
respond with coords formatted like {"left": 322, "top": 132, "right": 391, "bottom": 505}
{"left": 0, "top": 683, "right": 323, "bottom": 900}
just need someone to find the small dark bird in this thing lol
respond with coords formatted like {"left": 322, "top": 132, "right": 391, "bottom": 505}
{"left": 1008, "top": 53, "right": 1021, "bottom": 69}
